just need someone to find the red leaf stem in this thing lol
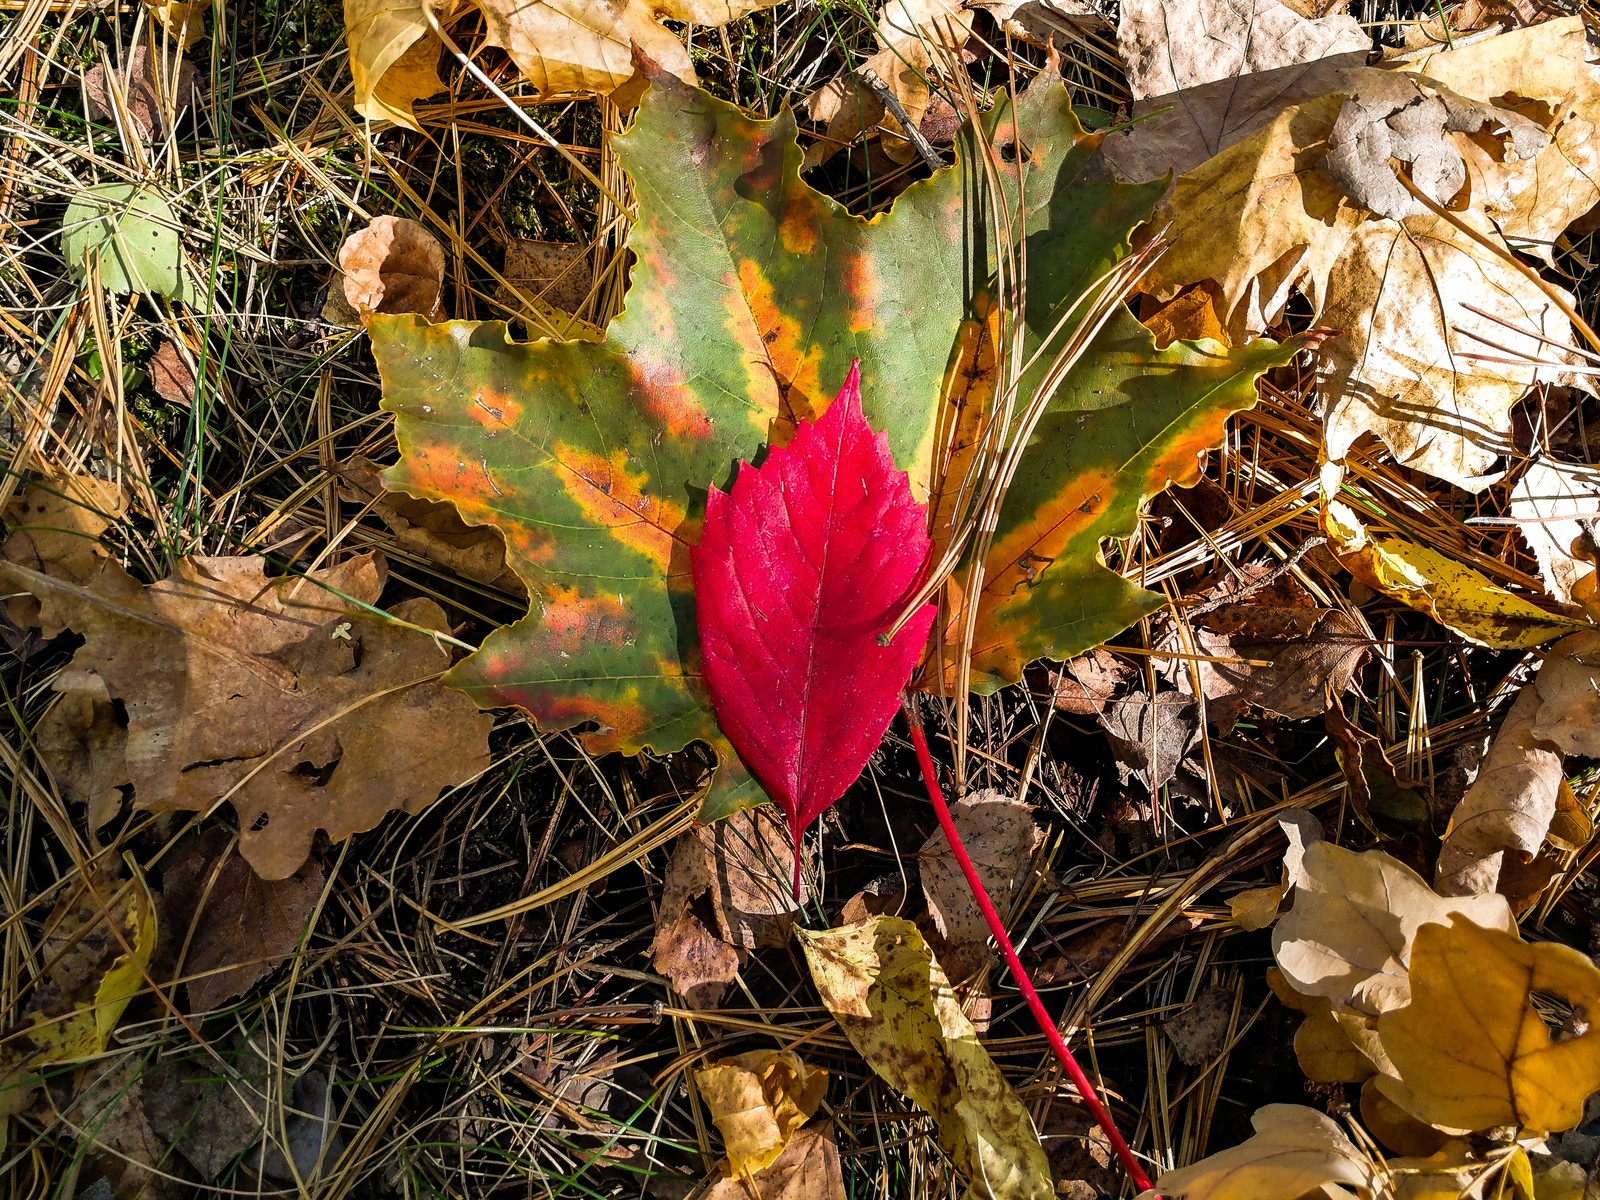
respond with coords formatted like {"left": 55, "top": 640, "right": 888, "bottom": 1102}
{"left": 901, "top": 695, "right": 1157, "bottom": 1196}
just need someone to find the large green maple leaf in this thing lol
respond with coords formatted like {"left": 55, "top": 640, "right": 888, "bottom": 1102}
{"left": 372, "top": 71, "right": 1296, "bottom": 819}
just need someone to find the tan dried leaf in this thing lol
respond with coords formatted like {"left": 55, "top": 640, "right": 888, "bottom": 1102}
{"left": 1272, "top": 841, "right": 1514, "bottom": 1014}
{"left": 2, "top": 474, "right": 128, "bottom": 632}
{"left": 1048, "top": 647, "right": 1132, "bottom": 716}
{"left": 1378, "top": 916, "right": 1600, "bottom": 1133}
{"left": 162, "top": 827, "right": 326, "bottom": 1012}
{"left": 1530, "top": 628, "right": 1600, "bottom": 756}
{"left": 1105, "top": 0, "right": 1369, "bottom": 182}
{"left": 695, "top": 1050, "right": 827, "bottom": 1177}
{"left": 338, "top": 215, "right": 446, "bottom": 323}
{"left": 2, "top": 549, "right": 492, "bottom": 879}
{"left": 334, "top": 457, "right": 523, "bottom": 595}
{"left": 1510, "top": 459, "right": 1600, "bottom": 609}
{"left": 703, "top": 1125, "right": 846, "bottom": 1200}
{"left": 919, "top": 789, "right": 1042, "bottom": 979}
{"left": 36, "top": 670, "right": 127, "bottom": 830}
{"left": 1436, "top": 683, "right": 1564, "bottom": 896}
{"left": 83, "top": 39, "right": 200, "bottom": 141}
{"left": 1145, "top": 19, "right": 1600, "bottom": 490}
{"left": 497, "top": 238, "right": 593, "bottom": 318}
{"left": 148, "top": 340, "right": 196, "bottom": 406}
{"left": 650, "top": 909, "right": 739, "bottom": 1009}
{"left": 1152, "top": 1104, "right": 1376, "bottom": 1200}
{"left": 343, "top": 0, "right": 450, "bottom": 130}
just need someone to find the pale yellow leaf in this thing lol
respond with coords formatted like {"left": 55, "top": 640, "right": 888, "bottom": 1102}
{"left": 343, "top": 0, "right": 449, "bottom": 131}
{"left": 1378, "top": 916, "right": 1600, "bottom": 1133}
{"left": 1510, "top": 461, "right": 1600, "bottom": 609}
{"left": 1272, "top": 841, "right": 1514, "bottom": 1015}
{"left": 797, "top": 916, "right": 1052, "bottom": 1200}
{"left": 1150, "top": 1104, "right": 1376, "bottom": 1200}
{"left": 695, "top": 1050, "right": 827, "bottom": 1177}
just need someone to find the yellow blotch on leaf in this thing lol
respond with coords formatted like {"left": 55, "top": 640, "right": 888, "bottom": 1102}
{"left": 797, "top": 915, "right": 1052, "bottom": 1200}
{"left": 695, "top": 1049, "right": 827, "bottom": 1177}
{"left": 549, "top": 445, "right": 684, "bottom": 572}
{"left": 1378, "top": 916, "right": 1600, "bottom": 1134}
{"left": 1324, "top": 492, "right": 1584, "bottom": 650}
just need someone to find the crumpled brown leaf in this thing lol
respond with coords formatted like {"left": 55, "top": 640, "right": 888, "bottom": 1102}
{"left": 1272, "top": 841, "right": 1514, "bottom": 1015}
{"left": 497, "top": 237, "right": 593, "bottom": 320}
{"left": 695, "top": 1049, "right": 827, "bottom": 1177}
{"left": 338, "top": 215, "right": 446, "bottom": 323}
{"left": 1144, "top": 19, "right": 1600, "bottom": 490}
{"left": 1151, "top": 1103, "right": 1376, "bottom": 1200}
{"left": 161, "top": 827, "right": 326, "bottom": 1012}
{"left": 148, "top": 340, "right": 197, "bottom": 406}
{"left": 803, "top": 0, "right": 974, "bottom": 168}
{"left": 83, "top": 38, "right": 200, "bottom": 141}
{"left": 652, "top": 807, "right": 808, "bottom": 1007}
{"left": 918, "top": 790, "right": 1042, "bottom": 979}
{"left": 1100, "top": 690, "right": 1202, "bottom": 792}
{"left": 345, "top": 0, "right": 783, "bottom": 129}
{"left": 2, "top": 472, "right": 128, "bottom": 632}
{"left": 1048, "top": 647, "right": 1133, "bottom": 717}
{"left": 1437, "top": 630, "right": 1600, "bottom": 897}
{"left": 334, "top": 457, "right": 523, "bottom": 595}
{"left": 1104, "top": 0, "right": 1370, "bottom": 183}
{"left": 1, "top": 528, "right": 492, "bottom": 879}
{"left": 1160, "top": 567, "right": 1369, "bottom": 733}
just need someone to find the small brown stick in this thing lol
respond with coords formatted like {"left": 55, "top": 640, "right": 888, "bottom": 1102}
{"left": 858, "top": 67, "right": 945, "bottom": 172}
{"left": 1184, "top": 537, "right": 1328, "bottom": 619}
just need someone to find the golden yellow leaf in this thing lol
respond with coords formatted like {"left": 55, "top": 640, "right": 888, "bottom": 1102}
{"left": 1378, "top": 916, "right": 1600, "bottom": 1133}
{"left": 17, "top": 868, "right": 157, "bottom": 1066}
{"left": 1143, "top": 19, "right": 1600, "bottom": 490}
{"left": 797, "top": 916, "right": 1052, "bottom": 1200}
{"left": 1323, "top": 497, "right": 1585, "bottom": 650}
{"left": 343, "top": 0, "right": 451, "bottom": 131}
{"left": 145, "top": 0, "right": 209, "bottom": 50}
{"left": 696, "top": 1050, "right": 827, "bottom": 1177}
{"left": 1152, "top": 1104, "right": 1375, "bottom": 1200}
{"left": 1272, "top": 841, "right": 1514, "bottom": 1015}
{"left": 1227, "top": 884, "right": 1284, "bottom": 932}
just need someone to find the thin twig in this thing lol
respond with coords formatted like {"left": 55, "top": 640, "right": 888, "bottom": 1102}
{"left": 858, "top": 67, "right": 944, "bottom": 172}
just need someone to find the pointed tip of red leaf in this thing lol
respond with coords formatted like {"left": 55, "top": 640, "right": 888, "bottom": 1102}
{"left": 693, "top": 365, "right": 935, "bottom": 852}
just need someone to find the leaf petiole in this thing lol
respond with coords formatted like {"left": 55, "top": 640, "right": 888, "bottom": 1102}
{"left": 901, "top": 694, "right": 1157, "bottom": 1196}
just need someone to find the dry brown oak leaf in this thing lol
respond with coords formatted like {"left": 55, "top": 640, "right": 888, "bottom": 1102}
{"left": 1142, "top": 18, "right": 1600, "bottom": 490}
{"left": 1, "top": 545, "right": 492, "bottom": 879}
{"left": 161, "top": 826, "right": 326, "bottom": 1012}
{"left": 82, "top": 37, "right": 200, "bottom": 141}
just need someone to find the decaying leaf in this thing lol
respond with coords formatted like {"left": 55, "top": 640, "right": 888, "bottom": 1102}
{"left": 334, "top": 457, "right": 523, "bottom": 595}
{"left": 1379, "top": 916, "right": 1600, "bottom": 1133}
{"left": 1323, "top": 495, "right": 1585, "bottom": 649}
{"left": 651, "top": 808, "right": 810, "bottom": 1007}
{"left": 1105, "top": 0, "right": 1370, "bottom": 183}
{"left": 1161, "top": 567, "right": 1370, "bottom": 733}
{"left": 2, "top": 474, "right": 127, "bottom": 635}
{"left": 148, "top": 340, "right": 197, "bottom": 406}
{"left": 695, "top": 1049, "right": 826, "bottom": 1177}
{"left": 161, "top": 827, "right": 326, "bottom": 1012}
{"left": 1048, "top": 647, "right": 1133, "bottom": 716}
{"left": 497, "top": 237, "right": 593, "bottom": 319}
{"left": 373, "top": 72, "right": 1294, "bottom": 819}
{"left": 1273, "top": 841, "right": 1515, "bottom": 1015}
{"left": 1531, "top": 629, "right": 1600, "bottom": 757}
{"left": 82, "top": 38, "right": 199, "bottom": 140}
{"left": 68, "top": 1055, "right": 173, "bottom": 1200}
{"left": 797, "top": 915, "right": 1053, "bottom": 1200}
{"left": 1152, "top": 1104, "right": 1376, "bottom": 1200}
{"left": 1511, "top": 459, "right": 1600, "bottom": 610}
{"left": 703, "top": 1125, "right": 846, "bottom": 1200}
{"left": 1099, "top": 690, "right": 1203, "bottom": 793}
{"left": 919, "top": 790, "right": 1043, "bottom": 979}
{"left": 338, "top": 215, "right": 446, "bottom": 323}
{"left": 1, "top": 545, "right": 493, "bottom": 880}
{"left": 1436, "top": 685, "right": 1563, "bottom": 897}
{"left": 1144, "top": 19, "right": 1600, "bottom": 489}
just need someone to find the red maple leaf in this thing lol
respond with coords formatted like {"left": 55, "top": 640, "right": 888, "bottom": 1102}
{"left": 692, "top": 362, "right": 937, "bottom": 895}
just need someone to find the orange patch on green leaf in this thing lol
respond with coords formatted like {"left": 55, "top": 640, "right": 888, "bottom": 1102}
{"left": 629, "top": 357, "right": 714, "bottom": 441}
{"left": 548, "top": 445, "right": 685, "bottom": 572}
{"left": 980, "top": 469, "right": 1120, "bottom": 601}
{"left": 926, "top": 300, "right": 1000, "bottom": 540}
{"left": 467, "top": 389, "right": 524, "bottom": 431}
{"left": 840, "top": 248, "right": 879, "bottom": 334}
{"left": 532, "top": 585, "right": 635, "bottom": 655}
{"left": 735, "top": 257, "right": 825, "bottom": 432}
{"left": 779, "top": 203, "right": 819, "bottom": 256}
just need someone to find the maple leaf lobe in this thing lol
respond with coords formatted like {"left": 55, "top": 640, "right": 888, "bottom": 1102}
{"left": 693, "top": 364, "right": 936, "bottom": 889}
